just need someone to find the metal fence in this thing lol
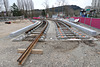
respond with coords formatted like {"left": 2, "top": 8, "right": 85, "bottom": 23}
{"left": 0, "top": 16, "right": 24, "bottom": 21}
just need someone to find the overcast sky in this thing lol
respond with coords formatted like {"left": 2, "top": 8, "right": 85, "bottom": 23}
{"left": 9, "top": 0, "right": 92, "bottom": 9}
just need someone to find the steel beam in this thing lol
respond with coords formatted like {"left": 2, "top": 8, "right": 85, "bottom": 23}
{"left": 9, "top": 21, "right": 41, "bottom": 37}
{"left": 60, "top": 19, "right": 97, "bottom": 36}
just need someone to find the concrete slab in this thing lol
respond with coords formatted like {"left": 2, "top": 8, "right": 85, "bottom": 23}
{"left": 45, "top": 20, "right": 57, "bottom": 41}
{"left": 9, "top": 21, "right": 41, "bottom": 37}
{"left": 60, "top": 19, "right": 97, "bottom": 36}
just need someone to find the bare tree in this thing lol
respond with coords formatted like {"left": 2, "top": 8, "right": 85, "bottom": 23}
{"left": 24, "top": 0, "right": 28, "bottom": 17}
{"left": 17, "top": 0, "right": 34, "bottom": 18}
{"left": 56, "top": 0, "right": 66, "bottom": 6}
{"left": 55, "top": 0, "right": 67, "bottom": 15}
{"left": 29, "top": 0, "right": 34, "bottom": 17}
{"left": 17, "top": 0, "right": 21, "bottom": 10}
{"left": 0, "top": 0, "right": 3, "bottom": 11}
{"left": 42, "top": 0, "right": 49, "bottom": 16}
{"left": 17, "top": 0, "right": 27, "bottom": 17}
{"left": 64, "top": 6, "right": 69, "bottom": 16}
{"left": 52, "top": 5, "right": 55, "bottom": 15}
{"left": 3, "top": 0, "right": 9, "bottom": 16}
{"left": 24, "top": 0, "right": 34, "bottom": 17}
{"left": 42, "top": 0, "right": 49, "bottom": 9}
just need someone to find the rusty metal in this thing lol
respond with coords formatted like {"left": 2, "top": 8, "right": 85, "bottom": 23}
{"left": 25, "top": 22, "right": 43, "bottom": 34}
{"left": 17, "top": 21, "right": 48, "bottom": 65}
{"left": 57, "top": 20, "right": 71, "bottom": 28}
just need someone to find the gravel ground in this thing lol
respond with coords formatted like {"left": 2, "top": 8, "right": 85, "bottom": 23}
{"left": 45, "top": 20, "right": 57, "bottom": 41}
{"left": 0, "top": 19, "right": 100, "bottom": 67}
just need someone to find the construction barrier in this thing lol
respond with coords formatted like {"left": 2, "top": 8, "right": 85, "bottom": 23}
{"left": 71, "top": 17, "right": 100, "bottom": 29}
{"left": 33, "top": 17, "right": 40, "bottom": 19}
{"left": 91, "top": 18, "right": 100, "bottom": 29}
{"left": 60, "top": 19, "right": 97, "bottom": 36}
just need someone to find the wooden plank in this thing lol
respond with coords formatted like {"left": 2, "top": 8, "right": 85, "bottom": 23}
{"left": 17, "top": 49, "right": 43, "bottom": 54}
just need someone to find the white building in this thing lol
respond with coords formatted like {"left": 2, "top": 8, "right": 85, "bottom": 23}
{"left": 92, "top": 0, "right": 100, "bottom": 12}
{"left": 85, "top": 6, "right": 92, "bottom": 10}
{"left": 92, "top": 0, "right": 100, "bottom": 7}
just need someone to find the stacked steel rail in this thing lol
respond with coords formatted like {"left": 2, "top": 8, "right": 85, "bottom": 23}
{"left": 17, "top": 21, "right": 48, "bottom": 65}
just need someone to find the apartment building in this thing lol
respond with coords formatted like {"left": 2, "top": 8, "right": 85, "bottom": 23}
{"left": 92, "top": 0, "right": 100, "bottom": 13}
{"left": 92, "top": 0, "right": 100, "bottom": 7}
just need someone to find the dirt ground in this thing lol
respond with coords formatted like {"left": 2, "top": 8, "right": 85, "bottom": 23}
{"left": 0, "top": 19, "right": 100, "bottom": 67}
{"left": 0, "top": 19, "right": 32, "bottom": 38}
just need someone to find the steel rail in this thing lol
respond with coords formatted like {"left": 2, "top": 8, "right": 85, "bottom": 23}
{"left": 58, "top": 20, "right": 71, "bottom": 28}
{"left": 55, "top": 21, "right": 60, "bottom": 28}
{"left": 25, "top": 21, "right": 43, "bottom": 34}
{"left": 17, "top": 21, "right": 48, "bottom": 65}
{"left": 55, "top": 20, "right": 89, "bottom": 39}
{"left": 54, "top": 20, "right": 78, "bottom": 39}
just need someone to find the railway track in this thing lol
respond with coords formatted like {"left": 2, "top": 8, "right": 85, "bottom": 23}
{"left": 17, "top": 20, "right": 48, "bottom": 65}
{"left": 22, "top": 20, "right": 47, "bottom": 41}
{"left": 54, "top": 20, "right": 89, "bottom": 40}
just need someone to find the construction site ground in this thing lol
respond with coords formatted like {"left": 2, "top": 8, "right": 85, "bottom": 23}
{"left": 0, "top": 19, "right": 100, "bottom": 67}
